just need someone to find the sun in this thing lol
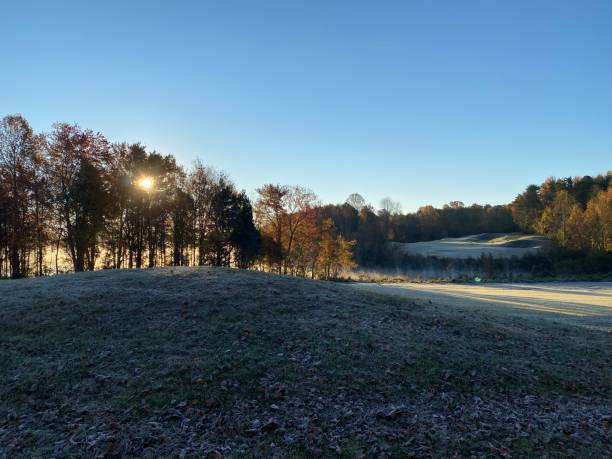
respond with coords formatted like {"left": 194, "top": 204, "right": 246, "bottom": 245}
{"left": 137, "top": 176, "right": 154, "bottom": 191}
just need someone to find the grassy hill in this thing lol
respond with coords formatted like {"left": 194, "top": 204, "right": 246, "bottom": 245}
{"left": 1, "top": 268, "right": 610, "bottom": 457}
{"left": 390, "top": 232, "right": 551, "bottom": 259}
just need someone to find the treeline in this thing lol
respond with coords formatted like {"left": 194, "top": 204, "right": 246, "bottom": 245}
{"left": 2, "top": 113, "right": 609, "bottom": 280}
{"left": 512, "top": 174, "right": 611, "bottom": 251}
{"left": 0, "top": 115, "right": 356, "bottom": 279}
{"left": 320, "top": 198, "right": 517, "bottom": 266}
{"left": 321, "top": 174, "right": 610, "bottom": 269}
{"left": 330, "top": 173, "right": 610, "bottom": 278}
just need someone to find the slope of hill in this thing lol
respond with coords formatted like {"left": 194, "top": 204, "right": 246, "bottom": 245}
{"left": 390, "top": 233, "right": 551, "bottom": 259}
{"left": 1, "top": 268, "right": 610, "bottom": 457}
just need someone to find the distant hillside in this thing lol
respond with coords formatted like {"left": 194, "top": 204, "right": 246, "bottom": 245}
{"left": 389, "top": 232, "right": 551, "bottom": 259}
{"left": 1, "top": 267, "right": 610, "bottom": 457}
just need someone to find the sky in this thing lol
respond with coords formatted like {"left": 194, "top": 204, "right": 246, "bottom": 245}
{"left": 1, "top": 1, "right": 611, "bottom": 212}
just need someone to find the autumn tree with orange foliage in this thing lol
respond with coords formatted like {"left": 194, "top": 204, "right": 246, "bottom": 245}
{"left": 255, "top": 185, "right": 357, "bottom": 278}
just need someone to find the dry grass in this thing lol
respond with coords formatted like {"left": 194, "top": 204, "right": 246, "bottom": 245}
{"left": 0, "top": 267, "right": 610, "bottom": 457}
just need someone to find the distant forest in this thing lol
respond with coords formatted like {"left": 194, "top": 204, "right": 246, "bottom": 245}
{"left": 326, "top": 173, "right": 611, "bottom": 269}
{"left": 1, "top": 114, "right": 610, "bottom": 279}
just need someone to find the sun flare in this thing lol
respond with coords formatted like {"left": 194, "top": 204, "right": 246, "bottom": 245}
{"left": 137, "top": 176, "right": 154, "bottom": 191}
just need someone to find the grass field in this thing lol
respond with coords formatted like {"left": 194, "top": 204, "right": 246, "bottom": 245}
{"left": 356, "top": 282, "right": 612, "bottom": 331}
{"left": 389, "top": 233, "right": 550, "bottom": 259}
{"left": 1, "top": 268, "right": 610, "bottom": 457}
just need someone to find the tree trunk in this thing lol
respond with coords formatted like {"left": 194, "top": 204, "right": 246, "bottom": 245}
{"left": 10, "top": 245, "right": 20, "bottom": 279}
{"left": 74, "top": 248, "right": 85, "bottom": 272}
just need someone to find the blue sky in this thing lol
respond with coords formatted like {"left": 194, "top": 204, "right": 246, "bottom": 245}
{"left": 2, "top": 1, "right": 610, "bottom": 212}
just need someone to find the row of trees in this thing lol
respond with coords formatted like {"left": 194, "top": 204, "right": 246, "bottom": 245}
{"left": 319, "top": 197, "right": 517, "bottom": 266}
{"left": 0, "top": 115, "right": 356, "bottom": 279}
{"left": 320, "top": 175, "right": 609, "bottom": 269}
{"left": 2, "top": 113, "right": 608, "bottom": 279}
{"left": 512, "top": 174, "right": 611, "bottom": 251}
{"left": 330, "top": 177, "right": 610, "bottom": 278}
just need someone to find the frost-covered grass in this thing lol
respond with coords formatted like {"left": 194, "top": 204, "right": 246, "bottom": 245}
{"left": 356, "top": 281, "right": 612, "bottom": 331}
{"left": 0, "top": 267, "right": 610, "bottom": 457}
{"left": 390, "top": 232, "right": 550, "bottom": 259}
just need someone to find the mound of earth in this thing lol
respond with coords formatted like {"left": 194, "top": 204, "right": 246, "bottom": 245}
{"left": 0, "top": 268, "right": 609, "bottom": 457}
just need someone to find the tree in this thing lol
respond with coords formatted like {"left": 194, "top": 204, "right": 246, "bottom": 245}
{"left": 511, "top": 185, "right": 542, "bottom": 232}
{"left": 322, "top": 203, "right": 359, "bottom": 239}
{"left": 189, "top": 163, "right": 224, "bottom": 266}
{"left": 255, "top": 184, "right": 288, "bottom": 273}
{"left": 73, "top": 160, "right": 109, "bottom": 270}
{"left": 572, "top": 175, "right": 597, "bottom": 207}
{"left": 170, "top": 187, "right": 194, "bottom": 266}
{"left": 102, "top": 143, "right": 133, "bottom": 269}
{"left": 356, "top": 206, "right": 385, "bottom": 266}
{"left": 0, "top": 115, "right": 40, "bottom": 278}
{"left": 141, "top": 152, "right": 182, "bottom": 268}
{"left": 584, "top": 189, "right": 612, "bottom": 251}
{"left": 317, "top": 218, "right": 356, "bottom": 279}
{"left": 537, "top": 190, "right": 576, "bottom": 247}
{"left": 335, "top": 235, "right": 357, "bottom": 276}
{"left": 285, "top": 205, "right": 320, "bottom": 276}
{"left": 281, "top": 186, "right": 317, "bottom": 274}
{"left": 346, "top": 193, "right": 366, "bottom": 211}
{"left": 539, "top": 177, "right": 562, "bottom": 208}
{"left": 317, "top": 218, "right": 337, "bottom": 279}
{"left": 448, "top": 201, "right": 464, "bottom": 209}
{"left": 0, "top": 175, "right": 7, "bottom": 277}
{"left": 31, "top": 156, "right": 51, "bottom": 276}
{"left": 202, "top": 178, "right": 238, "bottom": 266}
{"left": 231, "top": 191, "right": 261, "bottom": 269}
{"left": 380, "top": 197, "right": 402, "bottom": 216}
{"left": 46, "top": 123, "right": 110, "bottom": 272}
{"left": 416, "top": 205, "right": 440, "bottom": 241}
{"left": 565, "top": 204, "right": 586, "bottom": 251}
{"left": 111, "top": 143, "right": 149, "bottom": 269}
